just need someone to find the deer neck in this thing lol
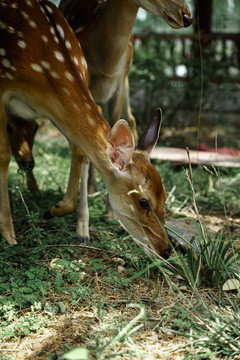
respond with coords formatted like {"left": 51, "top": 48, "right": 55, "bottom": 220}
{"left": 47, "top": 90, "right": 114, "bottom": 188}
{"left": 82, "top": 0, "right": 139, "bottom": 71}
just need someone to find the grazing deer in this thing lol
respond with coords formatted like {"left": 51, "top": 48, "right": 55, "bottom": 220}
{"left": 0, "top": 0, "right": 171, "bottom": 258}
{"left": 7, "top": 114, "right": 39, "bottom": 192}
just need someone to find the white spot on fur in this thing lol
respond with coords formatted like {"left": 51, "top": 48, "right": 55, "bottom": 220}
{"left": 8, "top": 26, "right": 15, "bottom": 34}
{"left": 51, "top": 71, "right": 59, "bottom": 79}
{"left": 56, "top": 24, "right": 64, "bottom": 39}
{"left": 65, "top": 40, "right": 71, "bottom": 50}
{"left": 50, "top": 27, "right": 55, "bottom": 35}
{"left": 39, "top": 5, "right": 45, "bottom": 14}
{"left": 73, "top": 57, "right": 78, "bottom": 66}
{"left": 17, "top": 40, "right": 27, "bottom": 49}
{"left": 54, "top": 51, "right": 64, "bottom": 62}
{"left": 31, "top": 64, "right": 42, "bottom": 72}
{"left": 54, "top": 36, "right": 59, "bottom": 44}
{"left": 2, "top": 59, "right": 11, "bottom": 68}
{"left": 46, "top": 5, "right": 53, "bottom": 13}
{"left": 86, "top": 104, "right": 91, "bottom": 111}
{"left": 0, "top": 21, "right": 7, "bottom": 29}
{"left": 81, "top": 57, "right": 87, "bottom": 68}
{"left": 0, "top": 48, "right": 6, "bottom": 56}
{"left": 42, "top": 35, "right": 48, "bottom": 43}
{"left": 26, "top": 0, "right": 32, "bottom": 6}
{"left": 65, "top": 72, "right": 74, "bottom": 82}
{"left": 41, "top": 61, "right": 51, "bottom": 70}
{"left": 18, "top": 31, "right": 23, "bottom": 37}
{"left": 29, "top": 20, "right": 37, "bottom": 28}
{"left": 21, "top": 11, "right": 29, "bottom": 19}
{"left": 88, "top": 116, "right": 95, "bottom": 126}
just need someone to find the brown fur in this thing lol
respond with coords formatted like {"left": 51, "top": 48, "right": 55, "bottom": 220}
{"left": 0, "top": 0, "right": 171, "bottom": 258}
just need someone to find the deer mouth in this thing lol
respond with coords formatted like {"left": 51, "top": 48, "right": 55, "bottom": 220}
{"left": 183, "top": 14, "right": 193, "bottom": 27}
{"left": 164, "top": 12, "right": 193, "bottom": 29}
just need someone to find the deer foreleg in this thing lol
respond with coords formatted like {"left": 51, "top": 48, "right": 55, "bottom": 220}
{"left": 0, "top": 108, "right": 17, "bottom": 245}
{"left": 44, "top": 143, "right": 84, "bottom": 218}
{"left": 76, "top": 158, "right": 89, "bottom": 244}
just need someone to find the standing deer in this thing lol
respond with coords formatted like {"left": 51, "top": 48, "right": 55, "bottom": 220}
{"left": 59, "top": 0, "right": 193, "bottom": 139}
{"left": 0, "top": 0, "right": 171, "bottom": 258}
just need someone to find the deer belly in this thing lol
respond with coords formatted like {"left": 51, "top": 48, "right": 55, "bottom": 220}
{"left": 4, "top": 95, "right": 38, "bottom": 121}
{"left": 89, "top": 74, "right": 120, "bottom": 104}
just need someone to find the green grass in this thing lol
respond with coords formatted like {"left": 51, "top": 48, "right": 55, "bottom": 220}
{"left": 0, "top": 137, "right": 239, "bottom": 359}
{"left": 154, "top": 160, "right": 240, "bottom": 216}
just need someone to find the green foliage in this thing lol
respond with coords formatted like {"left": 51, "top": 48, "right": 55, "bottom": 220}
{"left": 159, "top": 301, "right": 240, "bottom": 359}
{"left": 155, "top": 162, "right": 240, "bottom": 215}
{"left": 212, "top": 0, "right": 240, "bottom": 33}
{"left": 165, "top": 220, "right": 240, "bottom": 289}
{"left": 63, "top": 348, "right": 89, "bottom": 360}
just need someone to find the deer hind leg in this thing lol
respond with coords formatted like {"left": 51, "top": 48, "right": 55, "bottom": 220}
{"left": 76, "top": 157, "right": 89, "bottom": 244}
{"left": 0, "top": 106, "right": 17, "bottom": 245}
{"left": 44, "top": 143, "right": 84, "bottom": 218}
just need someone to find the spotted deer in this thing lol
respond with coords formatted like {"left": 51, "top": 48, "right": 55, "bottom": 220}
{"left": 59, "top": 0, "right": 193, "bottom": 140}
{"left": 0, "top": 0, "right": 171, "bottom": 258}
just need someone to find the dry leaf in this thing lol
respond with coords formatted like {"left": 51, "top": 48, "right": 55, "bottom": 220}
{"left": 50, "top": 258, "right": 64, "bottom": 269}
{"left": 222, "top": 279, "right": 240, "bottom": 291}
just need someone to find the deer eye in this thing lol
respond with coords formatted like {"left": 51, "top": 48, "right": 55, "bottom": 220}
{"left": 139, "top": 198, "right": 150, "bottom": 209}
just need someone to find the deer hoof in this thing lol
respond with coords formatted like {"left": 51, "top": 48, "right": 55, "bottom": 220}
{"left": 76, "top": 235, "right": 89, "bottom": 245}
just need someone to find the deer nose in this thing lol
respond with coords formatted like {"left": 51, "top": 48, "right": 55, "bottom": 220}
{"left": 183, "top": 14, "right": 193, "bottom": 27}
{"left": 19, "top": 160, "right": 35, "bottom": 172}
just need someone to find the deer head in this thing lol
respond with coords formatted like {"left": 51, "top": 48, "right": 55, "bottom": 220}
{"left": 7, "top": 114, "right": 38, "bottom": 172}
{"left": 106, "top": 109, "right": 170, "bottom": 258}
{"left": 133, "top": 0, "right": 193, "bottom": 28}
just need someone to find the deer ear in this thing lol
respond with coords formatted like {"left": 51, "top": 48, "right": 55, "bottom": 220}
{"left": 137, "top": 108, "right": 162, "bottom": 155}
{"left": 106, "top": 120, "right": 135, "bottom": 172}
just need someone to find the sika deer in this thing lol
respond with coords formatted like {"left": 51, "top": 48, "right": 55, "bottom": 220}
{"left": 59, "top": 0, "right": 193, "bottom": 137}
{"left": 0, "top": 0, "right": 171, "bottom": 258}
